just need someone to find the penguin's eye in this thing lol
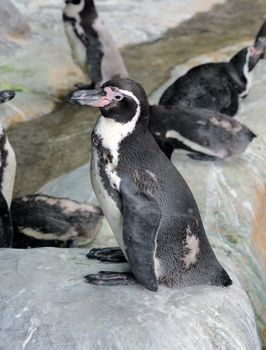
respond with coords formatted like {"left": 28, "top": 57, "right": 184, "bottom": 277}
{"left": 114, "top": 95, "right": 123, "bottom": 101}
{"left": 72, "top": 0, "right": 81, "bottom": 4}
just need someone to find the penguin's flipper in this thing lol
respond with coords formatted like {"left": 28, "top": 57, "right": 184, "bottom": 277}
{"left": 119, "top": 177, "right": 162, "bottom": 292}
{"left": 0, "top": 191, "right": 13, "bottom": 247}
{"left": 86, "top": 247, "right": 127, "bottom": 263}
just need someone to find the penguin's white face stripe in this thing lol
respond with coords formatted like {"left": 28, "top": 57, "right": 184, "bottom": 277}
{"left": 95, "top": 89, "right": 141, "bottom": 189}
{"left": 239, "top": 47, "right": 253, "bottom": 98}
{"left": 165, "top": 129, "right": 227, "bottom": 158}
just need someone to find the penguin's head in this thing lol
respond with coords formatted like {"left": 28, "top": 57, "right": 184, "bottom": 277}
{"left": 70, "top": 78, "right": 150, "bottom": 124}
{"left": 255, "top": 19, "right": 266, "bottom": 58}
{"left": 230, "top": 43, "right": 265, "bottom": 77}
{"left": 64, "top": 0, "right": 96, "bottom": 20}
{"left": 0, "top": 90, "right": 15, "bottom": 104}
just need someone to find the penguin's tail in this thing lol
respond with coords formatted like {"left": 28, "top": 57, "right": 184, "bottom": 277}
{"left": 247, "top": 129, "right": 257, "bottom": 142}
{"left": 209, "top": 265, "right": 232, "bottom": 287}
{"left": 217, "top": 267, "right": 232, "bottom": 287}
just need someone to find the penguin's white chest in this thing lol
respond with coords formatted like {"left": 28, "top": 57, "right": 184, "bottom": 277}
{"left": 0, "top": 133, "right": 16, "bottom": 208}
{"left": 90, "top": 148, "right": 125, "bottom": 254}
{"left": 64, "top": 22, "right": 87, "bottom": 73}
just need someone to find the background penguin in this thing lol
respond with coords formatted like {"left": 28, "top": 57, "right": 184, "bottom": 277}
{"left": 149, "top": 105, "right": 256, "bottom": 160}
{"left": 63, "top": 0, "right": 128, "bottom": 88}
{"left": 70, "top": 78, "right": 232, "bottom": 291}
{"left": 11, "top": 194, "right": 103, "bottom": 248}
{"left": 0, "top": 90, "right": 16, "bottom": 247}
{"left": 159, "top": 21, "right": 266, "bottom": 116}
{"left": 255, "top": 19, "right": 266, "bottom": 58}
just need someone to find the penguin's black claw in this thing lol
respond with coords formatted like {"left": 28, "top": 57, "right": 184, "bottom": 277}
{"left": 86, "top": 247, "right": 127, "bottom": 263}
{"left": 84, "top": 271, "right": 136, "bottom": 286}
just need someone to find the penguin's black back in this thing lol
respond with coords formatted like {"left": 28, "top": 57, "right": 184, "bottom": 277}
{"left": 159, "top": 63, "right": 240, "bottom": 116}
{"left": 117, "top": 127, "right": 199, "bottom": 218}
{"left": 116, "top": 127, "right": 231, "bottom": 287}
{"left": 0, "top": 191, "right": 13, "bottom": 247}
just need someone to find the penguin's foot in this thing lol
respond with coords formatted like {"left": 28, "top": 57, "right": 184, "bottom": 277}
{"left": 86, "top": 247, "right": 127, "bottom": 263}
{"left": 84, "top": 271, "right": 136, "bottom": 286}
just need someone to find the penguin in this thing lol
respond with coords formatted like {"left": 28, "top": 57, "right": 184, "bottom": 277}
{"left": 159, "top": 23, "right": 266, "bottom": 116}
{"left": 149, "top": 105, "right": 256, "bottom": 161}
{"left": 63, "top": 0, "right": 128, "bottom": 89}
{"left": 255, "top": 19, "right": 266, "bottom": 58}
{"left": 11, "top": 194, "right": 103, "bottom": 248}
{"left": 69, "top": 78, "right": 232, "bottom": 291}
{"left": 0, "top": 90, "right": 16, "bottom": 247}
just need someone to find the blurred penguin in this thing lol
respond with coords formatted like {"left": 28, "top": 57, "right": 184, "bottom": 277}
{"left": 11, "top": 194, "right": 103, "bottom": 248}
{"left": 159, "top": 21, "right": 266, "bottom": 116}
{"left": 63, "top": 0, "right": 128, "bottom": 88}
{"left": 0, "top": 90, "right": 16, "bottom": 247}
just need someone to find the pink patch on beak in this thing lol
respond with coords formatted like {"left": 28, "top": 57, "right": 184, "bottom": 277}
{"left": 91, "top": 86, "right": 123, "bottom": 107}
{"left": 250, "top": 44, "right": 264, "bottom": 58}
{"left": 91, "top": 98, "right": 112, "bottom": 107}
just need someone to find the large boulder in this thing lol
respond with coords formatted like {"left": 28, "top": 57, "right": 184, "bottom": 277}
{"left": 0, "top": 248, "right": 261, "bottom": 350}
{"left": 39, "top": 45, "right": 266, "bottom": 345}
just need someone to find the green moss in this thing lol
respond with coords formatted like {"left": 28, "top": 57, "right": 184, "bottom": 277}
{"left": 226, "top": 235, "right": 238, "bottom": 244}
{"left": 0, "top": 65, "right": 15, "bottom": 73}
{"left": 0, "top": 83, "right": 30, "bottom": 93}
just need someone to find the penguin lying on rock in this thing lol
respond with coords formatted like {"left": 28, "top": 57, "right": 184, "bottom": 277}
{"left": 11, "top": 194, "right": 103, "bottom": 248}
{"left": 63, "top": 0, "right": 128, "bottom": 88}
{"left": 0, "top": 90, "right": 16, "bottom": 247}
{"left": 70, "top": 78, "right": 232, "bottom": 291}
{"left": 0, "top": 90, "right": 102, "bottom": 249}
{"left": 159, "top": 21, "right": 266, "bottom": 116}
{"left": 149, "top": 105, "right": 256, "bottom": 160}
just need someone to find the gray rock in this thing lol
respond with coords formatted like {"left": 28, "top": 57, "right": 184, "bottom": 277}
{"left": 39, "top": 45, "right": 266, "bottom": 344}
{"left": 0, "top": 0, "right": 30, "bottom": 39}
{"left": 0, "top": 248, "right": 261, "bottom": 350}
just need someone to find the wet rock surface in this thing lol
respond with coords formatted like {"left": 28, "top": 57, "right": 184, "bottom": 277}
{"left": 0, "top": 248, "right": 261, "bottom": 350}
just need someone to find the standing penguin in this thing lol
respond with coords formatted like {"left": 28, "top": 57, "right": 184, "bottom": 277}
{"left": 70, "top": 78, "right": 232, "bottom": 291}
{"left": 159, "top": 21, "right": 266, "bottom": 116}
{"left": 0, "top": 90, "right": 16, "bottom": 247}
{"left": 63, "top": 0, "right": 128, "bottom": 88}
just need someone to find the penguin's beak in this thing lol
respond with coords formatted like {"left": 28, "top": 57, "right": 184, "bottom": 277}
{"left": 0, "top": 90, "right": 15, "bottom": 104}
{"left": 69, "top": 89, "right": 108, "bottom": 107}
